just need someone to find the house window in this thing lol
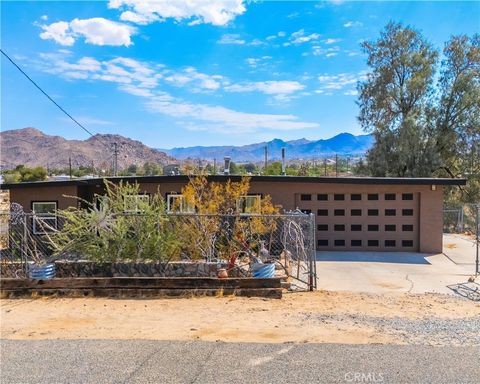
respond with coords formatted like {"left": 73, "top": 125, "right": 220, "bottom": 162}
{"left": 385, "top": 224, "right": 396, "bottom": 231}
{"left": 351, "top": 224, "right": 362, "bottom": 231}
{"left": 334, "top": 224, "right": 345, "bottom": 231}
{"left": 368, "top": 240, "right": 379, "bottom": 247}
{"left": 402, "top": 209, "right": 414, "bottom": 216}
{"left": 124, "top": 195, "right": 150, "bottom": 213}
{"left": 317, "top": 224, "right": 328, "bottom": 231}
{"left": 334, "top": 209, "right": 345, "bottom": 216}
{"left": 402, "top": 224, "right": 414, "bottom": 232}
{"left": 385, "top": 209, "right": 396, "bottom": 216}
{"left": 351, "top": 194, "right": 362, "bottom": 201}
{"left": 300, "top": 194, "right": 312, "bottom": 201}
{"left": 351, "top": 240, "right": 362, "bottom": 246}
{"left": 368, "top": 194, "right": 379, "bottom": 201}
{"left": 318, "top": 239, "right": 328, "bottom": 246}
{"left": 368, "top": 209, "right": 379, "bottom": 216}
{"left": 167, "top": 194, "right": 194, "bottom": 213}
{"left": 402, "top": 240, "right": 414, "bottom": 247}
{"left": 385, "top": 240, "right": 396, "bottom": 247}
{"left": 334, "top": 239, "right": 345, "bottom": 246}
{"left": 351, "top": 209, "right": 362, "bottom": 216}
{"left": 334, "top": 194, "right": 345, "bottom": 201}
{"left": 368, "top": 224, "right": 379, "bottom": 231}
{"left": 385, "top": 193, "right": 396, "bottom": 200}
{"left": 318, "top": 209, "right": 328, "bottom": 216}
{"left": 317, "top": 194, "right": 328, "bottom": 201}
{"left": 32, "top": 202, "right": 57, "bottom": 234}
{"left": 402, "top": 193, "right": 414, "bottom": 201}
{"left": 237, "top": 195, "right": 261, "bottom": 214}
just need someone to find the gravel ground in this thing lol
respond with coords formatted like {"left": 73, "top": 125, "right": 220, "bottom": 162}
{"left": 301, "top": 312, "right": 480, "bottom": 346}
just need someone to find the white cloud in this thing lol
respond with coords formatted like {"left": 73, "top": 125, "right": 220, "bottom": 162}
{"left": 245, "top": 56, "right": 272, "bottom": 69}
{"left": 39, "top": 21, "right": 75, "bottom": 46}
{"left": 323, "top": 38, "right": 341, "bottom": 44}
{"left": 39, "top": 18, "right": 136, "bottom": 46}
{"left": 108, "top": 0, "right": 246, "bottom": 26}
{"left": 163, "top": 66, "right": 226, "bottom": 92}
{"left": 225, "top": 80, "right": 305, "bottom": 103}
{"left": 40, "top": 15, "right": 48, "bottom": 21}
{"left": 312, "top": 45, "right": 340, "bottom": 57}
{"left": 218, "top": 33, "right": 245, "bottom": 45}
{"left": 146, "top": 98, "right": 318, "bottom": 133}
{"left": 36, "top": 52, "right": 317, "bottom": 133}
{"left": 316, "top": 71, "right": 367, "bottom": 95}
{"left": 285, "top": 29, "right": 320, "bottom": 46}
{"left": 343, "top": 21, "right": 363, "bottom": 28}
{"left": 226, "top": 80, "right": 304, "bottom": 95}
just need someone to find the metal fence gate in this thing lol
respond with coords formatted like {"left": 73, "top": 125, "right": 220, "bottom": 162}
{"left": 443, "top": 203, "right": 479, "bottom": 276}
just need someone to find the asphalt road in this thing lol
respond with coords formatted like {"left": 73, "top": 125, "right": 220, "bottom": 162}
{"left": 1, "top": 340, "right": 479, "bottom": 384}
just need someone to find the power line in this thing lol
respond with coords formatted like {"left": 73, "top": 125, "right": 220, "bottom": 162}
{"left": 0, "top": 48, "right": 111, "bottom": 150}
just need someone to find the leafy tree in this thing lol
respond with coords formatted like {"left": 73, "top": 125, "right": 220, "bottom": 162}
{"left": 358, "top": 23, "right": 479, "bottom": 201}
{"left": 435, "top": 35, "right": 480, "bottom": 202}
{"left": 2, "top": 165, "right": 48, "bottom": 183}
{"left": 358, "top": 22, "right": 439, "bottom": 177}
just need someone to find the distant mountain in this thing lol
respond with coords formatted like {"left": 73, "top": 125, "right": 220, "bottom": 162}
{"left": 161, "top": 133, "right": 374, "bottom": 162}
{"left": 1, "top": 128, "right": 176, "bottom": 170}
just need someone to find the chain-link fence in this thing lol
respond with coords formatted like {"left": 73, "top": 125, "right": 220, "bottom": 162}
{"left": 0, "top": 210, "right": 317, "bottom": 289}
{"left": 443, "top": 203, "right": 479, "bottom": 276}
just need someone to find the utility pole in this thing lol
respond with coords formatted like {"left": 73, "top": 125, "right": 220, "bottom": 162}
{"left": 69, "top": 157, "right": 72, "bottom": 179}
{"left": 91, "top": 160, "right": 95, "bottom": 176}
{"left": 335, "top": 154, "right": 338, "bottom": 177}
{"left": 113, "top": 142, "right": 119, "bottom": 176}
{"left": 323, "top": 158, "right": 327, "bottom": 176}
{"left": 264, "top": 146, "right": 268, "bottom": 174}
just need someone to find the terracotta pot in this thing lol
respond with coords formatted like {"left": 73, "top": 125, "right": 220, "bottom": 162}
{"left": 217, "top": 268, "right": 228, "bottom": 278}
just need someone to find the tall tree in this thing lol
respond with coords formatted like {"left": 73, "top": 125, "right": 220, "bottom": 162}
{"left": 436, "top": 34, "right": 480, "bottom": 202}
{"left": 358, "top": 22, "right": 440, "bottom": 177}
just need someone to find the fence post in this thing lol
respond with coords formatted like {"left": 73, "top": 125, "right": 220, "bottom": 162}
{"left": 476, "top": 205, "right": 479, "bottom": 276}
{"left": 309, "top": 213, "right": 316, "bottom": 291}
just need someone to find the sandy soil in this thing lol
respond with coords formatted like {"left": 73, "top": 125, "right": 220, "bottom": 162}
{"left": 1, "top": 291, "right": 479, "bottom": 345}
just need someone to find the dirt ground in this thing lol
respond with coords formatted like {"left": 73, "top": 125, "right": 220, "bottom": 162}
{"left": 1, "top": 291, "right": 479, "bottom": 345}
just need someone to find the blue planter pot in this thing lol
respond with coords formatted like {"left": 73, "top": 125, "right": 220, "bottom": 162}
{"left": 29, "top": 263, "right": 56, "bottom": 279}
{"left": 251, "top": 263, "right": 275, "bottom": 278}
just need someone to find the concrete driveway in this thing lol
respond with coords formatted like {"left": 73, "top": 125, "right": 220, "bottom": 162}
{"left": 316, "top": 234, "right": 478, "bottom": 294}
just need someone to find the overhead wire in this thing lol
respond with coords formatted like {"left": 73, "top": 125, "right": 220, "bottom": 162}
{"left": 0, "top": 48, "right": 112, "bottom": 151}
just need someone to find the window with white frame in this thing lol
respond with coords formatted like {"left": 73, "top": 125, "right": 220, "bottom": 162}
{"left": 166, "top": 194, "right": 194, "bottom": 213}
{"left": 237, "top": 195, "right": 261, "bottom": 214}
{"left": 124, "top": 194, "right": 150, "bottom": 212}
{"left": 32, "top": 202, "right": 57, "bottom": 234}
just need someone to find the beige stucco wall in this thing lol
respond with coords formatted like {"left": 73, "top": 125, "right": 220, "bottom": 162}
{"left": 4, "top": 179, "right": 445, "bottom": 253}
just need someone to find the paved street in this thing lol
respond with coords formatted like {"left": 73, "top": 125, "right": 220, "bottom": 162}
{"left": 1, "top": 340, "right": 479, "bottom": 383}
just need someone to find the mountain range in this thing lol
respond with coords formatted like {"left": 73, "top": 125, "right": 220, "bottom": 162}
{"left": 1, "top": 128, "right": 373, "bottom": 170}
{"left": 160, "top": 132, "right": 374, "bottom": 162}
{"left": 0, "top": 128, "right": 174, "bottom": 170}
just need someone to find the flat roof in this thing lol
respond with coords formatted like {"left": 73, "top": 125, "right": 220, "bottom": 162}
{"left": 0, "top": 175, "right": 467, "bottom": 189}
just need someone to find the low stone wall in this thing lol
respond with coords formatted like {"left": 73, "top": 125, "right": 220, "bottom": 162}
{"left": 1, "top": 261, "right": 240, "bottom": 278}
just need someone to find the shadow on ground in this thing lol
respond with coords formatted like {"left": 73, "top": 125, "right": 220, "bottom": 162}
{"left": 316, "top": 252, "right": 434, "bottom": 265}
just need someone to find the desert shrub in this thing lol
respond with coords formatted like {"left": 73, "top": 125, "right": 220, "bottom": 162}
{"left": 46, "top": 180, "right": 181, "bottom": 263}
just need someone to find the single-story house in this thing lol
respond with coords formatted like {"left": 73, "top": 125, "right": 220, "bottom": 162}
{"left": 0, "top": 175, "right": 466, "bottom": 253}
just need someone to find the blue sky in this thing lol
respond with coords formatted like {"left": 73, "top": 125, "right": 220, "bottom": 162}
{"left": 2, "top": 1, "right": 479, "bottom": 148}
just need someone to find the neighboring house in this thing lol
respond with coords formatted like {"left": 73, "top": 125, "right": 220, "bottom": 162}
{"left": 0, "top": 175, "right": 465, "bottom": 253}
